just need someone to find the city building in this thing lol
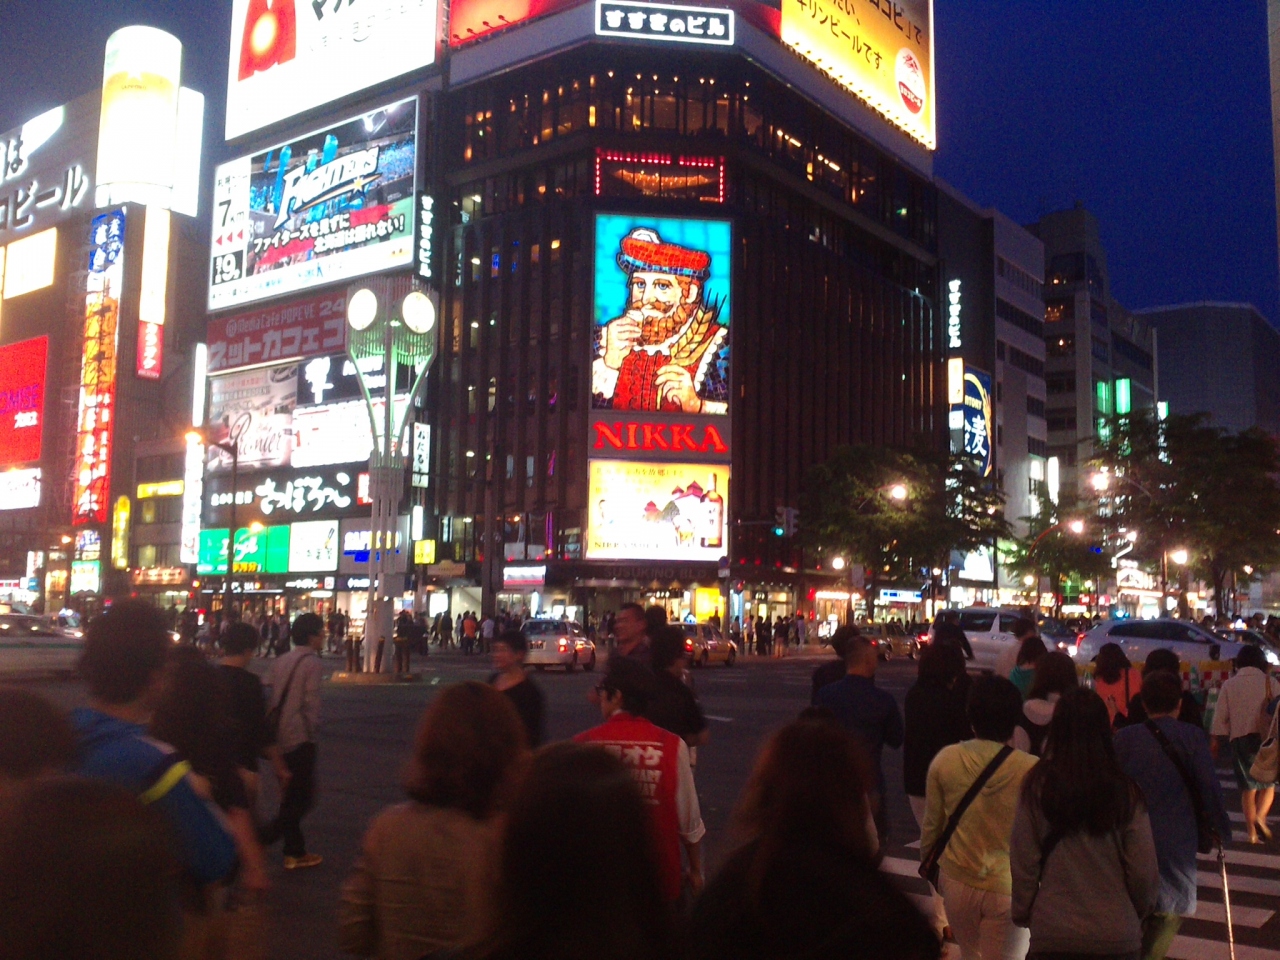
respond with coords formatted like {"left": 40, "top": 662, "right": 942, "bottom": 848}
{"left": 1028, "top": 205, "right": 1158, "bottom": 499}
{"left": 193, "top": 0, "right": 949, "bottom": 633}
{"left": 1268, "top": 0, "right": 1280, "bottom": 279}
{"left": 0, "top": 28, "right": 208, "bottom": 613}
{"left": 1136, "top": 302, "right": 1280, "bottom": 437}
{"left": 936, "top": 182, "right": 1046, "bottom": 606}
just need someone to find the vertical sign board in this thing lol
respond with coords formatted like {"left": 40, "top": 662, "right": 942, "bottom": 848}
{"left": 72, "top": 209, "right": 126, "bottom": 526}
{"left": 0, "top": 336, "right": 48, "bottom": 469}
{"left": 587, "top": 214, "right": 732, "bottom": 562}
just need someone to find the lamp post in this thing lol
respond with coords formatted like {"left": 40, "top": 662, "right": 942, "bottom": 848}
{"left": 1026, "top": 518, "right": 1085, "bottom": 615}
{"left": 190, "top": 432, "right": 239, "bottom": 628}
{"left": 345, "top": 278, "right": 437, "bottom": 674}
{"left": 839, "top": 481, "right": 911, "bottom": 622}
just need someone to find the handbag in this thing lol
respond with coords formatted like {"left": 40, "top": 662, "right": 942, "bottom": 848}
{"left": 1250, "top": 677, "right": 1279, "bottom": 785}
{"left": 1145, "top": 720, "right": 1220, "bottom": 854}
{"left": 919, "top": 745, "right": 1013, "bottom": 890}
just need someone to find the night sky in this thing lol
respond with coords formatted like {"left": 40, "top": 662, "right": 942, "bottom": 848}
{"left": 0, "top": 1, "right": 1275, "bottom": 322}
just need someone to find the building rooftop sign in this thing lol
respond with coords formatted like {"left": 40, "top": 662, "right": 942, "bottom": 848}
{"left": 595, "top": 0, "right": 733, "bottom": 45}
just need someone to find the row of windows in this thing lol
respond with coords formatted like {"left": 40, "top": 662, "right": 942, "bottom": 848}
{"left": 1047, "top": 411, "right": 1078, "bottom": 432}
{"left": 1046, "top": 335, "right": 1074, "bottom": 359}
{"left": 136, "top": 454, "right": 184, "bottom": 484}
{"left": 1112, "top": 333, "right": 1154, "bottom": 371}
{"left": 454, "top": 55, "right": 937, "bottom": 249}
{"left": 1028, "top": 437, "right": 1048, "bottom": 458}
{"left": 1026, "top": 396, "right": 1046, "bottom": 419}
{"left": 996, "top": 297, "right": 1044, "bottom": 339}
{"left": 1092, "top": 336, "right": 1110, "bottom": 363}
{"left": 1046, "top": 372, "right": 1076, "bottom": 395}
{"left": 1047, "top": 252, "right": 1104, "bottom": 299}
{"left": 133, "top": 544, "right": 183, "bottom": 569}
{"left": 997, "top": 340, "right": 1046, "bottom": 379}
{"left": 997, "top": 256, "right": 1044, "bottom": 300}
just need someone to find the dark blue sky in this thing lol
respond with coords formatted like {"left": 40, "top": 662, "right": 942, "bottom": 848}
{"left": 1, "top": 1, "right": 1276, "bottom": 322}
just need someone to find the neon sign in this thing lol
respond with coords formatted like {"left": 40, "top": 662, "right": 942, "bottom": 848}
{"left": 596, "top": 0, "right": 733, "bottom": 44}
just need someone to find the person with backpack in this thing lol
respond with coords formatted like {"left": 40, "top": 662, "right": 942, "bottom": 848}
{"left": 71, "top": 600, "right": 237, "bottom": 889}
{"left": 921, "top": 676, "right": 1039, "bottom": 960}
{"left": 260, "top": 612, "right": 325, "bottom": 870}
{"left": 1010, "top": 688, "right": 1158, "bottom": 958}
{"left": 1093, "top": 643, "right": 1138, "bottom": 729}
{"left": 1115, "top": 670, "right": 1232, "bottom": 960}
{"left": 1210, "top": 644, "right": 1276, "bottom": 844}
{"left": 1013, "top": 652, "right": 1079, "bottom": 757}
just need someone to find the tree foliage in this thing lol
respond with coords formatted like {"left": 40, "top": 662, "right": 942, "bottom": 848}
{"left": 1005, "top": 491, "right": 1112, "bottom": 614}
{"left": 1092, "top": 411, "right": 1280, "bottom": 615}
{"left": 798, "top": 445, "right": 1010, "bottom": 617}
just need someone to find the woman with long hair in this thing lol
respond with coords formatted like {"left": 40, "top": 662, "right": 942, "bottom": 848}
{"left": 1011, "top": 688, "right": 1158, "bottom": 958}
{"left": 1210, "top": 645, "right": 1277, "bottom": 844}
{"left": 1008, "top": 636, "right": 1048, "bottom": 700}
{"left": 471, "top": 742, "right": 677, "bottom": 960}
{"left": 903, "top": 643, "right": 971, "bottom": 939}
{"left": 1013, "top": 652, "right": 1079, "bottom": 756}
{"left": 1092, "top": 643, "right": 1136, "bottom": 728}
{"left": 339, "top": 682, "right": 528, "bottom": 959}
{"left": 692, "top": 716, "right": 939, "bottom": 960}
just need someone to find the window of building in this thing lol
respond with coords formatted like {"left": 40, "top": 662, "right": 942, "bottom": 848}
{"left": 997, "top": 256, "right": 1044, "bottom": 299}
{"left": 1111, "top": 333, "right": 1153, "bottom": 371}
{"left": 996, "top": 298, "right": 1044, "bottom": 338}
{"left": 1047, "top": 411, "right": 1077, "bottom": 432}
{"left": 1028, "top": 436, "right": 1048, "bottom": 458}
{"left": 1045, "top": 298, "right": 1074, "bottom": 323}
{"left": 1046, "top": 372, "right": 1075, "bottom": 395}
{"left": 1091, "top": 336, "right": 1110, "bottom": 363}
{"left": 1002, "top": 342, "right": 1045, "bottom": 378}
{"left": 1091, "top": 298, "right": 1108, "bottom": 327}
{"left": 1027, "top": 396, "right": 1046, "bottom": 418}
{"left": 1046, "top": 335, "right": 1075, "bottom": 358}
{"left": 595, "top": 150, "right": 725, "bottom": 202}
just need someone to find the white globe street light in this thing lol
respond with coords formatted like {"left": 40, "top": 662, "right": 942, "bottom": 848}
{"left": 889, "top": 484, "right": 908, "bottom": 501}
{"left": 347, "top": 288, "right": 378, "bottom": 330}
{"left": 1170, "top": 549, "right": 1189, "bottom": 565}
{"left": 830, "top": 556, "right": 847, "bottom": 571}
{"left": 1068, "top": 519, "right": 1085, "bottom": 534}
{"left": 401, "top": 290, "right": 436, "bottom": 334}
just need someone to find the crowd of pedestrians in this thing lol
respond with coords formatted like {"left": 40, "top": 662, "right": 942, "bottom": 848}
{"left": 2, "top": 599, "right": 1276, "bottom": 960}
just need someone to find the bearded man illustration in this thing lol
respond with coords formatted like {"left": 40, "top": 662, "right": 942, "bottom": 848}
{"left": 592, "top": 227, "right": 729, "bottom": 414}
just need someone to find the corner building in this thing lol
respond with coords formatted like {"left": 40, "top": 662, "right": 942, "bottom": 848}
{"left": 428, "top": 18, "right": 947, "bottom": 622}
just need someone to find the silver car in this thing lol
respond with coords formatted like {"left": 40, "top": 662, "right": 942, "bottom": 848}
{"left": 521, "top": 619, "right": 597, "bottom": 672}
{"left": 0, "top": 613, "right": 83, "bottom": 678}
{"left": 1075, "top": 618, "right": 1244, "bottom": 666}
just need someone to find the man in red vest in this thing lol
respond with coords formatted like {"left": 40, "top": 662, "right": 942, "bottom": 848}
{"left": 592, "top": 227, "right": 728, "bottom": 415}
{"left": 576, "top": 657, "right": 705, "bottom": 902}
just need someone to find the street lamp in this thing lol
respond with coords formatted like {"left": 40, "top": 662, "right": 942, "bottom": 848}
{"left": 1170, "top": 549, "right": 1189, "bottom": 566}
{"left": 345, "top": 278, "right": 438, "bottom": 673}
{"left": 189, "top": 430, "right": 239, "bottom": 626}
{"left": 1067, "top": 519, "right": 1085, "bottom": 534}
{"left": 830, "top": 556, "right": 847, "bottom": 571}
{"left": 889, "top": 484, "right": 908, "bottom": 501}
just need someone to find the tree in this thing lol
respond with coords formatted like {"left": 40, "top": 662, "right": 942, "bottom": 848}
{"left": 1005, "top": 491, "right": 1112, "bottom": 616}
{"left": 799, "top": 446, "right": 1010, "bottom": 619}
{"left": 1092, "top": 411, "right": 1280, "bottom": 616}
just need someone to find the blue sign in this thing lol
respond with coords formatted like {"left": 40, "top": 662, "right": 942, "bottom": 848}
{"left": 961, "top": 368, "right": 994, "bottom": 478}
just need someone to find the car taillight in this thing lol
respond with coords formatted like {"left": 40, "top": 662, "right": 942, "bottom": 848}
{"left": 558, "top": 638, "right": 570, "bottom": 651}
{"left": 685, "top": 638, "right": 694, "bottom": 650}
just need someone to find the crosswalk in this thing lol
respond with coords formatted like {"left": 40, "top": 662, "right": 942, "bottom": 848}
{"left": 883, "top": 768, "right": 1280, "bottom": 960}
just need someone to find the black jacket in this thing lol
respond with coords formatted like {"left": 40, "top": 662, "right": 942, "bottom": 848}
{"left": 902, "top": 676, "right": 971, "bottom": 797}
{"left": 691, "top": 840, "right": 940, "bottom": 960}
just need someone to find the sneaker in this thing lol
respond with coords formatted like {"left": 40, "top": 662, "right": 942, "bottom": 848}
{"left": 283, "top": 854, "right": 323, "bottom": 870}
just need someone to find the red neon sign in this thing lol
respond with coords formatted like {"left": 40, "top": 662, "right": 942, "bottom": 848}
{"left": 592, "top": 419, "right": 729, "bottom": 455}
{"left": 137, "top": 321, "right": 163, "bottom": 380}
{"left": 0, "top": 336, "right": 48, "bottom": 469}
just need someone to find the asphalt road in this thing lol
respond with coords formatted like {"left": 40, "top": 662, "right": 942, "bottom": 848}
{"left": 15, "top": 649, "right": 1280, "bottom": 960}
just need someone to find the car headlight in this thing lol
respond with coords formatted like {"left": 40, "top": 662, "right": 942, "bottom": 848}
{"left": 1266, "top": 649, "right": 1280, "bottom": 667}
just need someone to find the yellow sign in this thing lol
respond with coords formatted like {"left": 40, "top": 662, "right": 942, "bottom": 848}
{"left": 693, "top": 587, "right": 724, "bottom": 621}
{"left": 587, "top": 460, "right": 730, "bottom": 562}
{"left": 414, "top": 539, "right": 437, "bottom": 565}
{"left": 111, "top": 496, "right": 131, "bottom": 571}
{"left": 136, "top": 480, "right": 185, "bottom": 499}
{"left": 3, "top": 227, "right": 58, "bottom": 300}
{"left": 780, "top": 0, "right": 935, "bottom": 150}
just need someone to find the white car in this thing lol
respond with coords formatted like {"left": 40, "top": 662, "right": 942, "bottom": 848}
{"left": 929, "top": 608, "right": 1028, "bottom": 673}
{"left": 1074, "top": 619, "right": 1244, "bottom": 666}
{"left": 521, "top": 619, "right": 597, "bottom": 672}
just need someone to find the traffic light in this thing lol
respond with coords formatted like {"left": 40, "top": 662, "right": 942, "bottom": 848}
{"left": 785, "top": 507, "right": 799, "bottom": 537}
{"left": 773, "top": 507, "right": 786, "bottom": 537}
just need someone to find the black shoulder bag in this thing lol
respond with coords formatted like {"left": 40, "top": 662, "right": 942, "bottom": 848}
{"left": 919, "top": 745, "right": 1014, "bottom": 890}
{"left": 1145, "top": 720, "right": 1219, "bottom": 854}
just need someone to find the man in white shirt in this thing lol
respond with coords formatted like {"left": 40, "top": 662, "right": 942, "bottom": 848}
{"left": 260, "top": 613, "right": 325, "bottom": 869}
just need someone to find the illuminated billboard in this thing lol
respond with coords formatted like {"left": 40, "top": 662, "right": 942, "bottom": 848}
{"left": 958, "top": 367, "right": 993, "bottom": 478}
{"left": 3, "top": 228, "right": 58, "bottom": 299}
{"left": 206, "top": 364, "right": 298, "bottom": 474}
{"left": 595, "top": 0, "right": 734, "bottom": 44}
{"left": 450, "top": 0, "right": 576, "bottom": 45}
{"left": 592, "top": 214, "right": 730, "bottom": 416}
{"left": 587, "top": 460, "right": 729, "bottom": 561}
{"left": 0, "top": 98, "right": 96, "bottom": 244}
{"left": 780, "top": 0, "right": 935, "bottom": 150}
{"left": 292, "top": 395, "right": 410, "bottom": 468}
{"left": 0, "top": 468, "right": 41, "bottom": 510}
{"left": 289, "top": 519, "right": 340, "bottom": 572}
{"left": 197, "top": 524, "right": 291, "bottom": 576}
{"left": 0, "top": 336, "right": 47, "bottom": 468}
{"left": 72, "top": 209, "right": 126, "bottom": 526}
{"left": 206, "top": 290, "right": 347, "bottom": 373}
{"left": 210, "top": 98, "right": 418, "bottom": 311}
{"left": 226, "top": 0, "right": 437, "bottom": 140}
